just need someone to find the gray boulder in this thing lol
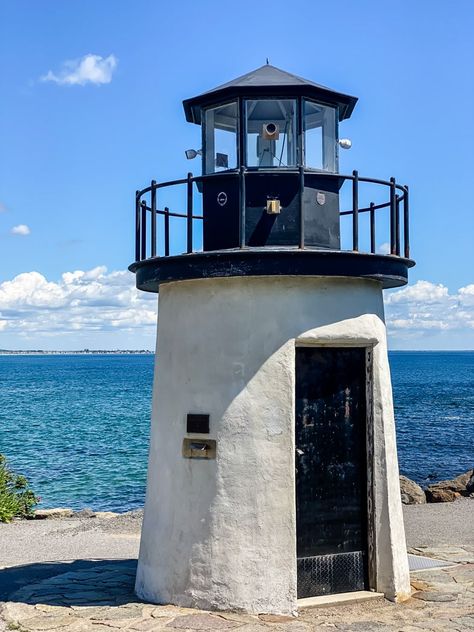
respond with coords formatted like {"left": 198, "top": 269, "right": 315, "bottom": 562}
{"left": 74, "top": 508, "right": 96, "bottom": 519}
{"left": 399, "top": 475, "right": 426, "bottom": 504}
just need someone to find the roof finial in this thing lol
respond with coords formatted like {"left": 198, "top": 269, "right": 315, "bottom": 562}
{"left": 266, "top": 57, "right": 270, "bottom": 65}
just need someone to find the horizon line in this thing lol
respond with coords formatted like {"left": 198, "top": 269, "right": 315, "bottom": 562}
{"left": 1, "top": 349, "right": 473, "bottom": 354}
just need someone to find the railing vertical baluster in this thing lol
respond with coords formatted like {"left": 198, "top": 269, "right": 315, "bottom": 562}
{"left": 239, "top": 166, "right": 246, "bottom": 248}
{"left": 187, "top": 172, "right": 193, "bottom": 254}
{"left": 390, "top": 177, "right": 396, "bottom": 255}
{"left": 140, "top": 200, "right": 147, "bottom": 260}
{"left": 395, "top": 194, "right": 401, "bottom": 256}
{"left": 135, "top": 191, "right": 141, "bottom": 262}
{"left": 164, "top": 207, "right": 170, "bottom": 257}
{"left": 133, "top": 173, "right": 409, "bottom": 263}
{"left": 370, "top": 202, "right": 375, "bottom": 254}
{"left": 352, "top": 170, "right": 359, "bottom": 251}
{"left": 151, "top": 181, "right": 157, "bottom": 258}
{"left": 299, "top": 165, "right": 305, "bottom": 248}
{"left": 403, "top": 185, "right": 410, "bottom": 259}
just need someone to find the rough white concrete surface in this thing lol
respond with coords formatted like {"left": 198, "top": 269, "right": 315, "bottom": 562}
{"left": 135, "top": 276, "right": 410, "bottom": 614}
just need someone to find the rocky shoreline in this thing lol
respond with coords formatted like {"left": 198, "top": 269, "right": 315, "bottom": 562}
{"left": 400, "top": 468, "right": 474, "bottom": 504}
{"left": 30, "top": 507, "right": 144, "bottom": 533}
{"left": 33, "top": 508, "right": 122, "bottom": 520}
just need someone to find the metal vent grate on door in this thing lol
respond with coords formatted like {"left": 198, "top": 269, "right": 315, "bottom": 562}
{"left": 297, "top": 551, "right": 366, "bottom": 598}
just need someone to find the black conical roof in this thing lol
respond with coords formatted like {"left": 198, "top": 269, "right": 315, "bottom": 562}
{"left": 204, "top": 64, "right": 334, "bottom": 92}
{"left": 183, "top": 64, "right": 357, "bottom": 123}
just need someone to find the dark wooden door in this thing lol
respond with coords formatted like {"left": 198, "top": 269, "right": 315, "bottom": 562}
{"left": 295, "top": 347, "right": 368, "bottom": 598}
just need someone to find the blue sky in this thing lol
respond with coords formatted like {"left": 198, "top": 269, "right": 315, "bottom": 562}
{"left": 0, "top": 1, "right": 473, "bottom": 350}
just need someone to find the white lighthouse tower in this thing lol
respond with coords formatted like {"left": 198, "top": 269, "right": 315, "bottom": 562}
{"left": 130, "top": 65, "right": 414, "bottom": 615}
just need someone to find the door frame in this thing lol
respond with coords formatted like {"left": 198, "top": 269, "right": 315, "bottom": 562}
{"left": 294, "top": 342, "right": 377, "bottom": 594}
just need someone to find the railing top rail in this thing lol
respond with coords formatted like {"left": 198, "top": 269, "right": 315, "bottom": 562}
{"left": 136, "top": 170, "right": 408, "bottom": 201}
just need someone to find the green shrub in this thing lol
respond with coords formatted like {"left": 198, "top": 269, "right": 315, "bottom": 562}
{"left": 0, "top": 454, "right": 40, "bottom": 522}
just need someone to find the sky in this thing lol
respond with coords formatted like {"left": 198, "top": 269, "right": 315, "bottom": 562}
{"left": 0, "top": 0, "right": 473, "bottom": 350}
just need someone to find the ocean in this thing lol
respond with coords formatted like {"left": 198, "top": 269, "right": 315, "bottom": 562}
{"left": 1, "top": 352, "right": 473, "bottom": 512}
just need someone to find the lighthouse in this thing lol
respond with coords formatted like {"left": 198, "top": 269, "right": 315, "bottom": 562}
{"left": 130, "top": 65, "right": 414, "bottom": 615}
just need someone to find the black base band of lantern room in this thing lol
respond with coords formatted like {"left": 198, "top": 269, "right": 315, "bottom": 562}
{"left": 130, "top": 249, "right": 415, "bottom": 294}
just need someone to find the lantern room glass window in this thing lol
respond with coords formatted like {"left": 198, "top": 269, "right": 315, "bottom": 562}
{"left": 203, "top": 102, "right": 238, "bottom": 174}
{"left": 246, "top": 99, "right": 297, "bottom": 168}
{"left": 304, "top": 100, "right": 337, "bottom": 172}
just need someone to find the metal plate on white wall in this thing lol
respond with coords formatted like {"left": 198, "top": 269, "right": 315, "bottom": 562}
{"left": 182, "top": 438, "right": 216, "bottom": 459}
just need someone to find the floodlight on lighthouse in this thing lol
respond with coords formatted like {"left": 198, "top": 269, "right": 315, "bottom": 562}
{"left": 185, "top": 148, "right": 202, "bottom": 159}
{"left": 338, "top": 138, "right": 352, "bottom": 149}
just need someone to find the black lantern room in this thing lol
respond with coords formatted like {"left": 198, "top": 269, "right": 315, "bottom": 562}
{"left": 130, "top": 65, "right": 414, "bottom": 291}
{"left": 183, "top": 64, "right": 356, "bottom": 251}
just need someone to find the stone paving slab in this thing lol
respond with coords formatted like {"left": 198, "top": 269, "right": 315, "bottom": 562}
{"left": 0, "top": 546, "right": 473, "bottom": 632}
{"left": 408, "top": 545, "right": 474, "bottom": 564}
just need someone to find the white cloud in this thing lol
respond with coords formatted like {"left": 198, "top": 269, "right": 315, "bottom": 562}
{"left": 41, "top": 54, "right": 117, "bottom": 86}
{"left": 459, "top": 284, "right": 474, "bottom": 301}
{"left": 11, "top": 224, "right": 30, "bottom": 235}
{"left": 387, "top": 280, "right": 449, "bottom": 305}
{"left": 0, "top": 267, "right": 157, "bottom": 343}
{"left": 0, "top": 202, "right": 7, "bottom": 213}
{"left": 377, "top": 242, "right": 391, "bottom": 255}
{"left": 385, "top": 280, "right": 474, "bottom": 338}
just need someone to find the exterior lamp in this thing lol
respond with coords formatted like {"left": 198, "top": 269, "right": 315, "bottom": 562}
{"left": 338, "top": 138, "right": 352, "bottom": 149}
{"left": 185, "top": 149, "right": 202, "bottom": 159}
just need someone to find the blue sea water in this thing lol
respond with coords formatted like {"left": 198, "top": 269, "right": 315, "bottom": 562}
{"left": 390, "top": 351, "right": 473, "bottom": 484}
{"left": 0, "top": 355, "right": 154, "bottom": 512}
{"left": 0, "top": 352, "right": 473, "bottom": 512}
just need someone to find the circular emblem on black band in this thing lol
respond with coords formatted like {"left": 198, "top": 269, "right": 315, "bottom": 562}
{"left": 217, "top": 192, "right": 228, "bottom": 207}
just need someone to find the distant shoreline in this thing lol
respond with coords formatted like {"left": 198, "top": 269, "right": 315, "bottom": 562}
{"left": 0, "top": 350, "right": 154, "bottom": 356}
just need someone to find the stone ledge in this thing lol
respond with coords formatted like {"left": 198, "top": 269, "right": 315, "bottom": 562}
{"left": 298, "top": 590, "right": 385, "bottom": 609}
{"left": 33, "top": 508, "right": 74, "bottom": 520}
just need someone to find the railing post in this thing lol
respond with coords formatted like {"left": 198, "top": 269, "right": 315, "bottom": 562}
{"left": 390, "top": 177, "right": 396, "bottom": 255}
{"left": 164, "top": 207, "right": 170, "bottom": 257}
{"left": 151, "top": 181, "right": 157, "bottom": 257}
{"left": 299, "top": 165, "right": 305, "bottom": 248}
{"left": 370, "top": 202, "right": 375, "bottom": 254}
{"left": 140, "top": 200, "right": 147, "bottom": 260}
{"left": 352, "top": 170, "right": 359, "bottom": 251}
{"left": 187, "top": 172, "right": 193, "bottom": 254}
{"left": 395, "top": 194, "right": 401, "bottom": 256}
{"left": 403, "top": 185, "right": 410, "bottom": 259}
{"left": 135, "top": 191, "right": 141, "bottom": 262}
{"left": 239, "top": 166, "right": 246, "bottom": 248}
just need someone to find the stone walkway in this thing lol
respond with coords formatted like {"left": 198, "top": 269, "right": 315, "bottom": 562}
{"left": 1, "top": 547, "right": 473, "bottom": 631}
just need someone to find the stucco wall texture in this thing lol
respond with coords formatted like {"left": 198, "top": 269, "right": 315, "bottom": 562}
{"left": 135, "top": 276, "right": 411, "bottom": 615}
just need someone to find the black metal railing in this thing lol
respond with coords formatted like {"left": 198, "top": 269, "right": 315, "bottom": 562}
{"left": 134, "top": 169, "right": 410, "bottom": 263}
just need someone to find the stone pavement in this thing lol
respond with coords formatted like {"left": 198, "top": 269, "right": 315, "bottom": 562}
{"left": 407, "top": 545, "right": 474, "bottom": 565}
{"left": 0, "top": 547, "right": 473, "bottom": 632}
